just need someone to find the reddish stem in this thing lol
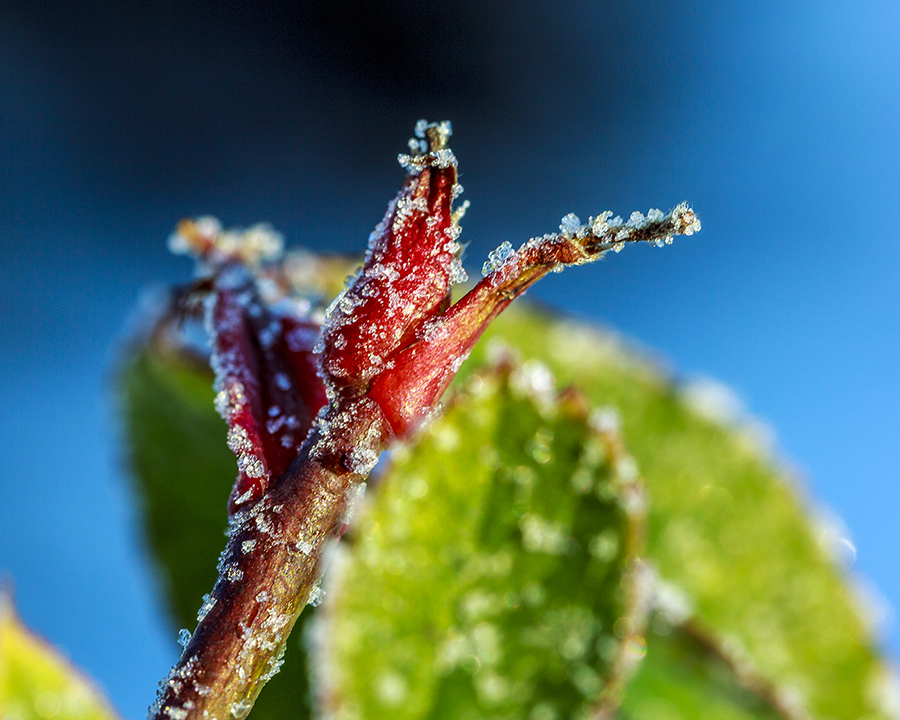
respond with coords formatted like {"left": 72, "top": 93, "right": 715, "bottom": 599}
{"left": 149, "top": 397, "right": 389, "bottom": 720}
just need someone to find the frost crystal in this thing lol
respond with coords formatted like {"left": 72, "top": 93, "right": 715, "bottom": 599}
{"left": 308, "top": 585, "right": 325, "bottom": 607}
{"left": 230, "top": 699, "right": 254, "bottom": 718}
{"left": 559, "top": 213, "right": 582, "bottom": 237}
{"left": 482, "top": 241, "right": 516, "bottom": 277}
{"left": 414, "top": 118, "right": 430, "bottom": 139}
{"left": 449, "top": 258, "right": 469, "bottom": 284}
{"left": 197, "top": 594, "right": 217, "bottom": 623}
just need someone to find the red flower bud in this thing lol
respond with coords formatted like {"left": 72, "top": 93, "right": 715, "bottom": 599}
{"left": 318, "top": 123, "right": 699, "bottom": 439}
{"left": 318, "top": 121, "right": 465, "bottom": 389}
{"left": 172, "top": 121, "right": 699, "bottom": 499}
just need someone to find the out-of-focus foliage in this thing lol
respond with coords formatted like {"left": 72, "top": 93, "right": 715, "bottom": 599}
{"left": 0, "top": 595, "right": 120, "bottom": 720}
{"left": 619, "top": 621, "right": 787, "bottom": 720}
{"left": 318, "top": 366, "right": 646, "bottom": 720}
{"left": 468, "top": 307, "right": 891, "bottom": 720}
{"left": 117, "top": 253, "right": 894, "bottom": 720}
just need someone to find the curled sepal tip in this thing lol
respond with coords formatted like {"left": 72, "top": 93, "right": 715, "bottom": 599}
{"left": 368, "top": 201, "right": 700, "bottom": 437}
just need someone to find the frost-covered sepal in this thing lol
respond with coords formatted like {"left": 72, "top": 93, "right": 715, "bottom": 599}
{"left": 319, "top": 121, "right": 466, "bottom": 389}
{"left": 171, "top": 219, "right": 328, "bottom": 513}
{"left": 368, "top": 203, "right": 700, "bottom": 437}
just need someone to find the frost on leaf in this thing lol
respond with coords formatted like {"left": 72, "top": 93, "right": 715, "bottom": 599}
{"left": 169, "top": 220, "right": 327, "bottom": 513}
{"left": 317, "top": 364, "right": 649, "bottom": 720}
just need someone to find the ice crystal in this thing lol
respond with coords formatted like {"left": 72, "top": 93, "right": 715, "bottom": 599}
{"left": 481, "top": 241, "right": 516, "bottom": 277}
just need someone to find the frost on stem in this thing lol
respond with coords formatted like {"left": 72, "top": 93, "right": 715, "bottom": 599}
{"left": 149, "top": 120, "right": 698, "bottom": 720}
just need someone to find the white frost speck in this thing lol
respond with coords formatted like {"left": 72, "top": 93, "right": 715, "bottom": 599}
{"left": 481, "top": 241, "right": 516, "bottom": 277}
{"left": 197, "top": 594, "right": 217, "bottom": 623}
{"left": 590, "top": 407, "right": 621, "bottom": 434}
{"left": 559, "top": 213, "right": 582, "bottom": 237}
{"left": 449, "top": 258, "right": 468, "bottom": 284}
{"left": 654, "top": 578, "right": 694, "bottom": 625}
{"left": 627, "top": 211, "right": 645, "bottom": 227}
{"left": 519, "top": 514, "right": 572, "bottom": 555}
{"left": 225, "top": 564, "right": 244, "bottom": 583}
{"left": 230, "top": 699, "right": 254, "bottom": 718}
{"left": 308, "top": 585, "right": 325, "bottom": 607}
{"left": 376, "top": 671, "right": 409, "bottom": 705}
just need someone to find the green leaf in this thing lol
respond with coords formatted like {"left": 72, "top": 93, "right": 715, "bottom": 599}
{"left": 462, "top": 305, "right": 894, "bottom": 720}
{"left": 119, "top": 338, "right": 314, "bottom": 719}
{"left": 317, "top": 366, "right": 647, "bottom": 720}
{"left": 619, "top": 617, "right": 789, "bottom": 720}
{"left": 0, "top": 594, "right": 120, "bottom": 720}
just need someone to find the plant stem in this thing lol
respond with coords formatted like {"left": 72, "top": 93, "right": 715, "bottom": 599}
{"left": 149, "top": 397, "right": 388, "bottom": 720}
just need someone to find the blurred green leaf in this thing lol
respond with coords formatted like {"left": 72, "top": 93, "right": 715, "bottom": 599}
{"left": 318, "top": 366, "right": 647, "bottom": 720}
{"left": 619, "top": 618, "right": 788, "bottom": 720}
{"left": 0, "top": 594, "right": 120, "bottom": 720}
{"left": 119, "top": 338, "right": 313, "bottom": 719}
{"left": 462, "top": 306, "right": 893, "bottom": 720}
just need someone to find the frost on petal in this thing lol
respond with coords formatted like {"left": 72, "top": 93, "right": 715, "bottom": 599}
{"left": 319, "top": 121, "right": 465, "bottom": 389}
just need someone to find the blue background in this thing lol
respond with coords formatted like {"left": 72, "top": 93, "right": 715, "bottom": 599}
{"left": 2, "top": 2, "right": 898, "bottom": 717}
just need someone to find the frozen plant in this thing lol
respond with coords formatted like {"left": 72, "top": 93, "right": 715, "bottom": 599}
{"left": 145, "top": 121, "right": 699, "bottom": 718}
{"left": 3, "top": 120, "right": 893, "bottom": 720}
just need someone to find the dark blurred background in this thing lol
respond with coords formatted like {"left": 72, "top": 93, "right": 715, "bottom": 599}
{"left": 2, "top": 1, "right": 898, "bottom": 717}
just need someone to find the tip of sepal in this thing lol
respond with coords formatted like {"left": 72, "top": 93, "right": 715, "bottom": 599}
{"left": 398, "top": 120, "right": 457, "bottom": 174}
{"left": 167, "top": 216, "right": 329, "bottom": 514}
{"left": 319, "top": 122, "right": 465, "bottom": 391}
{"left": 169, "top": 217, "right": 285, "bottom": 269}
